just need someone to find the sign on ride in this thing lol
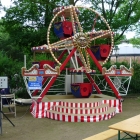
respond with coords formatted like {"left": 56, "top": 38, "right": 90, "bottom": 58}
{"left": 28, "top": 76, "right": 43, "bottom": 90}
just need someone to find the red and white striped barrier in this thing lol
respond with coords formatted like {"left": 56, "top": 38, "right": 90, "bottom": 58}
{"left": 58, "top": 101, "right": 102, "bottom": 108}
{"left": 102, "top": 99, "right": 122, "bottom": 113}
{"left": 53, "top": 104, "right": 109, "bottom": 114}
{"left": 30, "top": 100, "right": 59, "bottom": 118}
{"left": 30, "top": 99, "right": 122, "bottom": 122}
{"left": 46, "top": 110, "right": 116, "bottom": 122}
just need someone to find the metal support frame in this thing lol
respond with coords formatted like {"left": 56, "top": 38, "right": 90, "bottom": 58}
{"left": 87, "top": 48, "right": 122, "bottom": 99}
{"left": 109, "top": 76, "right": 132, "bottom": 96}
{"left": 23, "top": 45, "right": 130, "bottom": 102}
{"left": 77, "top": 57, "right": 102, "bottom": 94}
{"left": 0, "top": 97, "right": 15, "bottom": 135}
{"left": 37, "top": 47, "right": 77, "bottom": 102}
{"left": 84, "top": 74, "right": 132, "bottom": 96}
{"left": 118, "top": 130, "right": 140, "bottom": 140}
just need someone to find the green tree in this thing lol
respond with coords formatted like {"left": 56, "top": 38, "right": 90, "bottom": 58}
{"left": 1, "top": 0, "right": 61, "bottom": 54}
{"left": 129, "top": 37, "right": 140, "bottom": 48}
{"left": 1, "top": 0, "right": 140, "bottom": 62}
{"left": 2, "top": 0, "right": 140, "bottom": 51}
{"left": 0, "top": 19, "right": 26, "bottom": 61}
{"left": 82, "top": 0, "right": 140, "bottom": 43}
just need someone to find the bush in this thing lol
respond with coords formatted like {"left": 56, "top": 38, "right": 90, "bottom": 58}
{"left": 14, "top": 88, "right": 30, "bottom": 99}
{"left": 129, "top": 62, "right": 140, "bottom": 94}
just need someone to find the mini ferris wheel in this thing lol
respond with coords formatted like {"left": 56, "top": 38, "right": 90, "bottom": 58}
{"left": 47, "top": 5, "right": 114, "bottom": 71}
{"left": 22, "top": 5, "right": 133, "bottom": 102}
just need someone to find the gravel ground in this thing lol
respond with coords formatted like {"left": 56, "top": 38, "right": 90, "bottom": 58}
{"left": 0, "top": 96, "right": 140, "bottom": 140}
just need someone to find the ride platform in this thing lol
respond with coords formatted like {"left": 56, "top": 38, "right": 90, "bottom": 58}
{"left": 30, "top": 94, "right": 122, "bottom": 122}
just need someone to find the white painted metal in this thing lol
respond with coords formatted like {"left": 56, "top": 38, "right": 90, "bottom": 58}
{"left": 65, "top": 75, "right": 83, "bottom": 93}
{"left": 0, "top": 77, "right": 8, "bottom": 89}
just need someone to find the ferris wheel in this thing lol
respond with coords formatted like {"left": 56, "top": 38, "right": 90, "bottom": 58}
{"left": 22, "top": 5, "right": 134, "bottom": 102}
{"left": 47, "top": 5, "right": 114, "bottom": 72}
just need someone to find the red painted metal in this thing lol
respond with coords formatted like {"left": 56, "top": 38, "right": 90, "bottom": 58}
{"left": 63, "top": 21, "right": 73, "bottom": 36}
{"left": 58, "top": 50, "right": 67, "bottom": 62}
{"left": 104, "top": 76, "right": 122, "bottom": 99}
{"left": 37, "top": 77, "right": 58, "bottom": 102}
{"left": 87, "top": 48, "right": 122, "bottom": 99}
{"left": 60, "top": 48, "right": 77, "bottom": 71}
{"left": 37, "top": 48, "right": 77, "bottom": 102}
{"left": 86, "top": 48, "right": 102, "bottom": 71}
{"left": 77, "top": 57, "right": 102, "bottom": 94}
{"left": 39, "top": 60, "right": 55, "bottom": 68}
{"left": 86, "top": 74, "right": 102, "bottom": 94}
{"left": 71, "top": 83, "right": 93, "bottom": 97}
{"left": 100, "top": 44, "right": 110, "bottom": 58}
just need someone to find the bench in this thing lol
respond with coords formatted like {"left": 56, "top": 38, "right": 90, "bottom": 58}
{"left": 83, "top": 129, "right": 122, "bottom": 140}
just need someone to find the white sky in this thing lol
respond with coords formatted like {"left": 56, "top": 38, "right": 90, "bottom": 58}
{"left": 0, "top": 0, "right": 11, "bottom": 17}
{"left": 0, "top": 0, "right": 135, "bottom": 39}
{"left": 112, "top": 42, "right": 140, "bottom": 55}
{"left": 1, "top": 0, "right": 11, "bottom": 7}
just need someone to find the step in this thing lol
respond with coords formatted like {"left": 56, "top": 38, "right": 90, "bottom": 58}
{"left": 53, "top": 104, "right": 109, "bottom": 114}
{"left": 46, "top": 107, "right": 116, "bottom": 122}
{"left": 58, "top": 100, "right": 102, "bottom": 108}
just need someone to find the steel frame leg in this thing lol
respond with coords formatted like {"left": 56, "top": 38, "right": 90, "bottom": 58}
{"left": 87, "top": 48, "right": 122, "bottom": 99}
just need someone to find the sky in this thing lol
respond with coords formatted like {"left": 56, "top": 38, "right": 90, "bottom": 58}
{"left": 0, "top": 0, "right": 11, "bottom": 17}
{"left": 0, "top": 0, "right": 136, "bottom": 39}
{"left": 112, "top": 42, "right": 140, "bottom": 55}
{"left": 1, "top": 0, "right": 11, "bottom": 7}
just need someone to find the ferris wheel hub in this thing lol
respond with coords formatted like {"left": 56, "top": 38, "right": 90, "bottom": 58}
{"left": 73, "top": 32, "right": 91, "bottom": 49}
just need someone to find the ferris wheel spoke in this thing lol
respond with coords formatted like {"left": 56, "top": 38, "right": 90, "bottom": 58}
{"left": 51, "top": 37, "right": 73, "bottom": 46}
{"left": 89, "top": 30, "right": 112, "bottom": 41}
{"left": 85, "top": 50, "right": 90, "bottom": 69}
{"left": 50, "top": 37, "right": 74, "bottom": 50}
{"left": 77, "top": 48, "right": 90, "bottom": 71}
{"left": 72, "top": 7, "right": 83, "bottom": 33}
{"left": 85, "top": 30, "right": 110, "bottom": 37}
{"left": 51, "top": 43, "right": 74, "bottom": 50}
{"left": 69, "top": 6, "right": 77, "bottom": 35}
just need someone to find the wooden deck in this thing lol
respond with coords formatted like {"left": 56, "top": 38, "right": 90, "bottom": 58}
{"left": 42, "top": 94, "right": 116, "bottom": 102}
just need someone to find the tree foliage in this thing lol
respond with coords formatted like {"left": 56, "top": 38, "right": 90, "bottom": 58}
{"left": 129, "top": 37, "right": 140, "bottom": 48}
{"left": 84, "top": 0, "right": 140, "bottom": 43}
{"left": 1, "top": 0, "right": 140, "bottom": 49}
{"left": 0, "top": 0, "right": 140, "bottom": 76}
{"left": 0, "top": 51, "right": 21, "bottom": 75}
{"left": 1, "top": 0, "right": 62, "bottom": 54}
